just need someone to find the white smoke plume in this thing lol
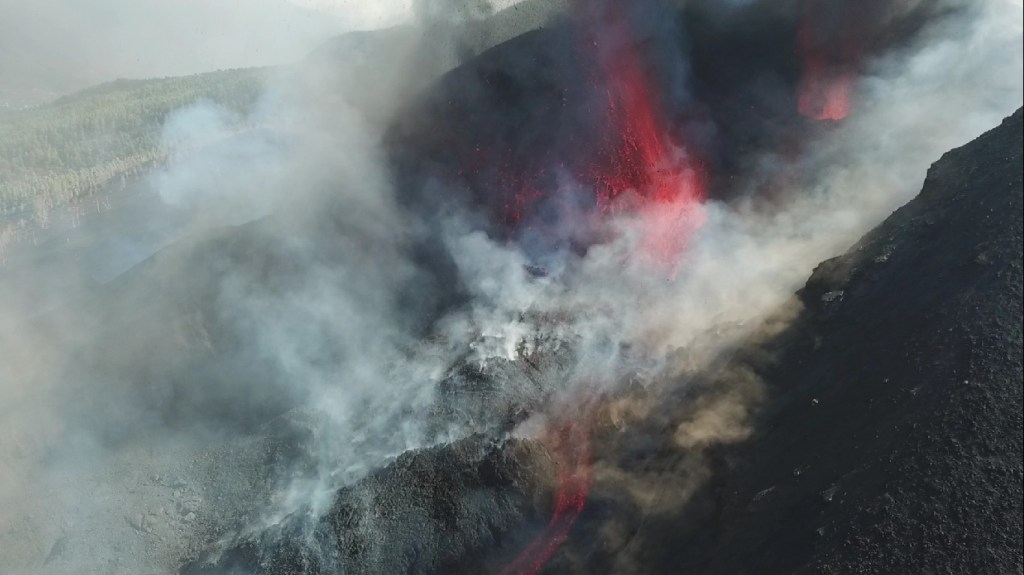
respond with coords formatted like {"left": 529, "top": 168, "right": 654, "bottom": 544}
{"left": 442, "top": 0, "right": 1023, "bottom": 392}
{"left": 0, "top": 0, "right": 1020, "bottom": 573}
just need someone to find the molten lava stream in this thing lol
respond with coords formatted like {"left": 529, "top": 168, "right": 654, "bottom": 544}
{"left": 499, "top": 419, "right": 592, "bottom": 575}
{"left": 796, "top": 0, "right": 856, "bottom": 121}
{"left": 586, "top": 2, "right": 702, "bottom": 208}
{"left": 500, "top": 4, "right": 705, "bottom": 568}
{"left": 586, "top": 1, "right": 707, "bottom": 268}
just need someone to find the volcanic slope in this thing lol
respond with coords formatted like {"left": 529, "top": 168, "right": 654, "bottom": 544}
{"left": 180, "top": 435, "right": 559, "bottom": 575}
{"left": 175, "top": 109, "right": 1022, "bottom": 575}
{"left": 556, "top": 107, "right": 1023, "bottom": 574}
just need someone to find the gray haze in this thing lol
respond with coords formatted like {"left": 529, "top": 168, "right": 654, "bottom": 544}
{"left": 0, "top": 0, "right": 544, "bottom": 107}
{"left": 0, "top": 0, "right": 358, "bottom": 107}
{"left": 0, "top": 0, "right": 1021, "bottom": 573}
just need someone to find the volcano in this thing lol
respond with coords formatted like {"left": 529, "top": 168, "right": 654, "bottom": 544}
{"left": 3, "top": 1, "right": 1018, "bottom": 574}
{"left": 180, "top": 107, "right": 1022, "bottom": 574}
{"left": 385, "top": 1, "right": 711, "bottom": 256}
{"left": 176, "top": 2, "right": 1020, "bottom": 572}
{"left": 550, "top": 107, "right": 1024, "bottom": 575}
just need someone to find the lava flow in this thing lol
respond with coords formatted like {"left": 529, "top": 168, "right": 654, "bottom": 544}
{"left": 583, "top": 1, "right": 706, "bottom": 264}
{"left": 499, "top": 418, "right": 592, "bottom": 575}
{"left": 493, "top": 0, "right": 706, "bottom": 264}
{"left": 573, "top": 0, "right": 708, "bottom": 266}
{"left": 797, "top": 0, "right": 857, "bottom": 121}
{"left": 584, "top": 4, "right": 700, "bottom": 209}
{"left": 501, "top": 3, "right": 707, "bottom": 573}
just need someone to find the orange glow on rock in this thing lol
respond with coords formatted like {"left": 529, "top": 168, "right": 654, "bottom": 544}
{"left": 588, "top": 3, "right": 706, "bottom": 264}
{"left": 499, "top": 418, "right": 592, "bottom": 575}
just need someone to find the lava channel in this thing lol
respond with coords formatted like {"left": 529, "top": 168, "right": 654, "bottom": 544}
{"left": 569, "top": 0, "right": 707, "bottom": 264}
{"left": 499, "top": 418, "right": 592, "bottom": 575}
{"left": 797, "top": 0, "right": 858, "bottom": 121}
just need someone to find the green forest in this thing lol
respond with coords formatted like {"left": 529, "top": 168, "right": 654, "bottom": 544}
{"left": 0, "top": 68, "right": 269, "bottom": 226}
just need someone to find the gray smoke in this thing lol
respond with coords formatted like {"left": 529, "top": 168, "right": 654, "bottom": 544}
{"left": 0, "top": 0, "right": 1021, "bottom": 573}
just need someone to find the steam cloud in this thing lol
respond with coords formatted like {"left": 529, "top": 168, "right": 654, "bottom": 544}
{"left": 0, "top": 0, "right": 1021, "bottom": 573}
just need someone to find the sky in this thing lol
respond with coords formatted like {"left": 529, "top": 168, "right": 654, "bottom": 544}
{"left": 290, "top": 0, "right": 530, "bottom": 20}
{"left": 0, "top": 0, "right": 459, "bottom": 106}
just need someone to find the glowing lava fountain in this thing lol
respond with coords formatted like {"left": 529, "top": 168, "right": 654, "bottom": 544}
{"left": 501, "top": 2, "right": 707, "bottom": 573}
{"left": 797, "top": 0, "right": 857, "bottom": 121}
{"left": 584, "top": 1, "right": 706, "bottom": 264}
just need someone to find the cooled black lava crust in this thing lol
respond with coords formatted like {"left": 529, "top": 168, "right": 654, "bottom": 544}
{"left": 555, "top": 108, "right": 1024, "bottom": 575}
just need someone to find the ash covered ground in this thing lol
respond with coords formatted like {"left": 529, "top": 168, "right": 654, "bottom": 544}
{"left": 1, "top": 1, "right": 1021, "bottom": 574}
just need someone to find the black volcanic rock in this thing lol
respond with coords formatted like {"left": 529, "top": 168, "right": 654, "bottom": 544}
{"left": 556, "top": 109, "right": 1023, "bottom": 574}
{"left": 181, "top": 435, "right": 556, "bottom": 575}
{"left": 711, "top": 107, "right": 1023, "bottom": 575}
{"left": 385, "top": 0, "right": 950, "bottom": 240}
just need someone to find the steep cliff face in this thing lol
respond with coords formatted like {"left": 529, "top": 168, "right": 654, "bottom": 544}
{"left": 563, "top": 108, "right": 1022, "bottom": 575}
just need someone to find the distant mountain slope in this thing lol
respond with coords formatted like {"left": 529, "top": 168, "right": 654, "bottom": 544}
{"left": 0, "top": 0, "right": 341, "bottom": 108}
{"left": 0, "top": 0, "right": 568, "bottom": 237}
{"left": 0, "top": 69, "right": 268, "bottom": 226}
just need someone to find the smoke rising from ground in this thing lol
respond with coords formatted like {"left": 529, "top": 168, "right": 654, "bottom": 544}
{"left": 0, "top": 0, "right": 1021, "bottom": 573}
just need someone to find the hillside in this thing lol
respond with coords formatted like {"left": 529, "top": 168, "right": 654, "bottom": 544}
{"left": 0, "top": 2, "right": 566, "bottom": 248}
{"left": 554, "top": 107, "right": 1024, "bottom": 574}
{"left": 0, "top": 69, "right": 268, "bottom": 225}
{"left": 0, "top": 3, "right": 1018, "bottom": 574}
{"left": 0, "top": 0, "right": 341, "bottom": 108}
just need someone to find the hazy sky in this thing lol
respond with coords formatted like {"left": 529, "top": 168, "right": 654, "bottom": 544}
{"left": 0, "top": 0, "right": 536, "bottom": 106}
{"left": 290, "top": 0, "right": 530, "bottom": 21}
{"left": 0, "top": 0, "right": 440, "bottom": 105}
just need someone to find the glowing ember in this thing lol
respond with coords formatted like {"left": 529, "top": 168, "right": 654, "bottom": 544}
{"left": 500, "top": 3, "right": 708, "bottom": 572}
{"left": 797, "top": 0, "right": 855, "bottom": 121}
{"left": 797, "top": 57, "right": 853, "bottom": 120}
{"left": 499, "top": 419, "right": 592, "bottom": 575}
{"left": 587, "top": 9, "right": 699, "bottom": 209}
{"left": 522, "top": 0, "right": 705, "bottom": 263}
{"left": 586, "top": 4, "right": 707, "bottom": 263}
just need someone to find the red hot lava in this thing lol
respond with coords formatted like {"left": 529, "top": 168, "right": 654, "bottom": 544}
{"left": 500, "top": 418, "right": 592, "bottom": 575}
{"left": 797, "top": 0, "right": 858, "bottom": 121}
{"left": 502, "top": 3, "right": 707, "bottom": 573}
{"left": 585, "top": 2, "right": 706, "bottom": 264}
{"left": 588, "top": 15, "right": 697, "bottom": 205}
{"left": 496, "top": 0, "right": 706, "bottom": 264}
{"left": 570, "top": 0, "right": 707, "bottom": 265}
